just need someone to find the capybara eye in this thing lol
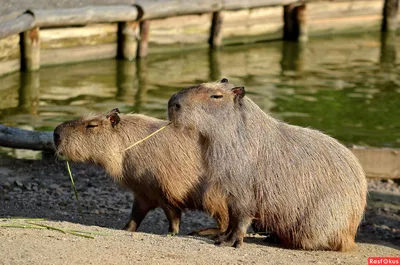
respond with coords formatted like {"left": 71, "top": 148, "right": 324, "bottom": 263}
{"left": 210, "top": 95, "right": 223, "bottom": 99}
{"left": 86, "top": 123, "right": 99, "bottom": 129}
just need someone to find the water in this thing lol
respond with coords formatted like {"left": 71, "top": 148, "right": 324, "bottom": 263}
{"left": 1, "top": 33, "right": 399, "bottom": 158}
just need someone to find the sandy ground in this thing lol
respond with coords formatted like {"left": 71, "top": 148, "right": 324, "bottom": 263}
{"left": 0, "top": 156, "right": 399, "bottom": 264}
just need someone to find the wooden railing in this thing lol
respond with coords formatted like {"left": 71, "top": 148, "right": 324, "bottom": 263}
{"left": 0, "top": 0, "right": 398, "bottom": 73}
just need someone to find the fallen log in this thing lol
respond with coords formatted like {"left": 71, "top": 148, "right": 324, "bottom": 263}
{"left": 0, "top": 124, "right": 54, "bottom": 151}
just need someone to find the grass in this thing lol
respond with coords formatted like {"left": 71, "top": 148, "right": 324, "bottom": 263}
{"left": 66, "top": 160, "right": 83, "bottom": 218}
{"left": 0, "top": 218, "right": 109, "bottom": 239}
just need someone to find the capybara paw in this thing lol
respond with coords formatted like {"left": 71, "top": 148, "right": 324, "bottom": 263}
{"left": 167, "top": 232, "right": 177, "bottom": 236}
{"left": 122, "top": 222, "right": 136, "bottom": 232}
{"left": 215, "top": 237, "right": 243, "bottom": 248}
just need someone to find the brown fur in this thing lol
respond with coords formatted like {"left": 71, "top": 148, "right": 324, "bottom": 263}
{"left": 53, "top": 109, "right": 228, "bottom": 235}
{"left": 168, "top": 79, "right": 367, "bottom": 250}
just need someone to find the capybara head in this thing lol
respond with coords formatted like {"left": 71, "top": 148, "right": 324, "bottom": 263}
{"left": 54, "top": 108, "right": 123, "bottom": 162}
{"left": 168, "top": 78, "right": 245, "bottom": 134}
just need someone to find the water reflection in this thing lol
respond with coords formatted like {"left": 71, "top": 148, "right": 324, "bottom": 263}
{"left": 0, "top": 33, "right": 399, "bottom": 148}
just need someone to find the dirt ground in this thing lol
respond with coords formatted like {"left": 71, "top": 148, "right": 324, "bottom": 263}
{"left": 0, "top": 156, "right": 399, "bottom": 264}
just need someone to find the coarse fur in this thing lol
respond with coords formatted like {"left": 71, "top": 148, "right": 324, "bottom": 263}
{"left": 168, "top": 79, "right": 367, "bottom": 250}
{"left": 53, "top": 109, "right": 229, "bottom": 235}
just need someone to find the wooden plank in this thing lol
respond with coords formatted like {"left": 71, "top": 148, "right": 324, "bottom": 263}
{"left": 0, "top": 34, "right": 20, "bottom": 76}
{"left": 307, "top": 1, "right": 383, "bottom": 35}
{"left": 41, "top": 43, "right": 117, "bottom": 66}
{"left": 222, "top": 7, "right": 283, "bottom": 44}
{"left": 137, "top": 0, "right": 222, "bottom": 20}
{"left": 223, "top": 0, "right": 298, "bottom": 10}
{"left": 350, "top": 146, "right": 400, "bottom": 179}
{"left": 148, "top": 14, "right": 211, "bottom": 47}
{"left": 40, "top": 24, "right": 117, "bottom": 49}
{"left": 33, "top": 6, "right": 139, "bottom": 28}
{"left": 0, "top": 13, "right": 35, "bottom": 39}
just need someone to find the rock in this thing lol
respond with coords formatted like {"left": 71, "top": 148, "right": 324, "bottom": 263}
{"left": 2, "top": 182, "right": 11, "bottom": 189}
{"left": 12, "top": 187, "right": 22, "bottom": 192}
{"left": 14, "top": 180, "right": 23, "bottom": 188}
{"left": 48, "top": 184, "right": 60, "bottom": 190}
{"left": 4, "top": 194, "right": 13, "bottom": 200}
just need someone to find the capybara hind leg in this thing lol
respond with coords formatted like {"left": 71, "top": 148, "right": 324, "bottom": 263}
{"left": 334, "top": 234, "right": 356, "bottom": 252}
{"left": 216, "top": 216, "right": 252, "bottom": 248}
{"left": 190, "top": 208, "right": 229, "bottom": 237}
{"left": 123, "top": 198, "right": 154, "bottom": 232}
{"left": 164, "top": 207, "right": 182, "bottom": 235}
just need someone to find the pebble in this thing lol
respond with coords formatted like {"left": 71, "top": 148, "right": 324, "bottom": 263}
{"left": 12, "top": 187, "right": 22, "bottom": 192}
{"left": 49, "top": 184, "right": 60, "bottom": 190}
{"left": 2, "top": 182, "right": 11, "bottom": 189}
{"left": 14, "top": 180, "right": 23, "bottom": 188}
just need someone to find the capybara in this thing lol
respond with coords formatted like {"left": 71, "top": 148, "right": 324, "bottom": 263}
{"left": 167, "top": 79, "right": 367, "bottom": 250}
{"left": 53, "top": 108, "right": 228, "bottom": 235}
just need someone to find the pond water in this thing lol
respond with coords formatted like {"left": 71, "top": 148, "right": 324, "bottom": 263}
{"left": 0, "top": 32, "right": 399, "bottom": 158}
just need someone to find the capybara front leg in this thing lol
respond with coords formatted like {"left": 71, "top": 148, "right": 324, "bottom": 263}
{"left": 164, "top": 207, "right": 182, "bottom": 236}
{"left": 216, "top": 215, "right": 252, "bottom": 248}
{"left": 123, "top": 197, "right": 154, "bottom": 232}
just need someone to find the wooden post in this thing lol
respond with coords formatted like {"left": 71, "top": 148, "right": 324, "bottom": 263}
{"left": 280, "top": 41, "right": 305, "bottom": 74}
{"left": 116, "top": 60, "right": 136, "bottom": 101}
{"left": 283, "top": 4, "right": 308, "bottom": 42}
{"left": 117, "top": 21, "right": 139, "bottom": 61}
{"left": 208, "top": 50, "right": 221, "bottom": 81}
{"left": 19, "top": 71, "right": 40, "bottom": 114}
{"left": 209, "top": 11, "right": 224, "bottom": 49}
{"left": 20, "top": 27, "right": 40, "bottom": 71}
{"left": 133, "top": 59, "right": 148, "bottom": 113}
{"left": 379, "top": 32, "right": 397, "bottom": 70}
{"left": 137, "top": 21, "right": 150, "bottom": 58}
{"left": 382, "top": 0, "right": 399, "bottom": 32}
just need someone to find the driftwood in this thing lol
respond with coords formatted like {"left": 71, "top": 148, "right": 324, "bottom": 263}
{"left": 0, "top": 13, "right": 35, "bottom": 39}
{"left": 0, "top": 125, "right": 54, "bottom": 151}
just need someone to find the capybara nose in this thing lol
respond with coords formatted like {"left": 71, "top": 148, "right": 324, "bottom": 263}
{"left": 53, "top": 130, "right": 61, "bottom": 146}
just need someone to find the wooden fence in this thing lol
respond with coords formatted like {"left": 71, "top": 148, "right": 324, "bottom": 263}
{"left": 0, "top": 0, "right": 398, "bottom": 75}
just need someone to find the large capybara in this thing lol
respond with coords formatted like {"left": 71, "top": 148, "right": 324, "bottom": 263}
{"left": 53, "top": 108, "right": 228, "bottom": 235}
{"left": 168, "top": 79, "right": 367, "bottom": 250}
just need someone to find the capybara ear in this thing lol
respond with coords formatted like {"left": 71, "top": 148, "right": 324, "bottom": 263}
{"left": 220, "top": 78, "right": 229, "bottom": 83}
{"left": 106, "top": 110, "right": 120, "bottom": 127}
{"left": 231, "top": 86, "right": 245, "bottom": 101}
{"left": 107, "top": 108, "right": 120, "bottom": 115}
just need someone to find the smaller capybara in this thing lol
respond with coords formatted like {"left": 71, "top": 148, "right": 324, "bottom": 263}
{"left": 53, "top": 108, "right": 228, "bottom": 235}
{"left": 168, "top": 79, "right": 367, "bottom": 250}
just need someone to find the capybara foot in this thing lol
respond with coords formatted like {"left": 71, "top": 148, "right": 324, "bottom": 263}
{"left": 215, "top": 236, "right": 244, "bottom": 248}
{"left": 215, "top": 231, "right": 244, "bottom": 248}
{"left": 122, "top": 221, "right": 137, "bottom": 232}
{"left": 189, "top": 227, "right": 221, "bottom": 237}
{"left": 167, "top": 232, "right": 178, "bottom": 236}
